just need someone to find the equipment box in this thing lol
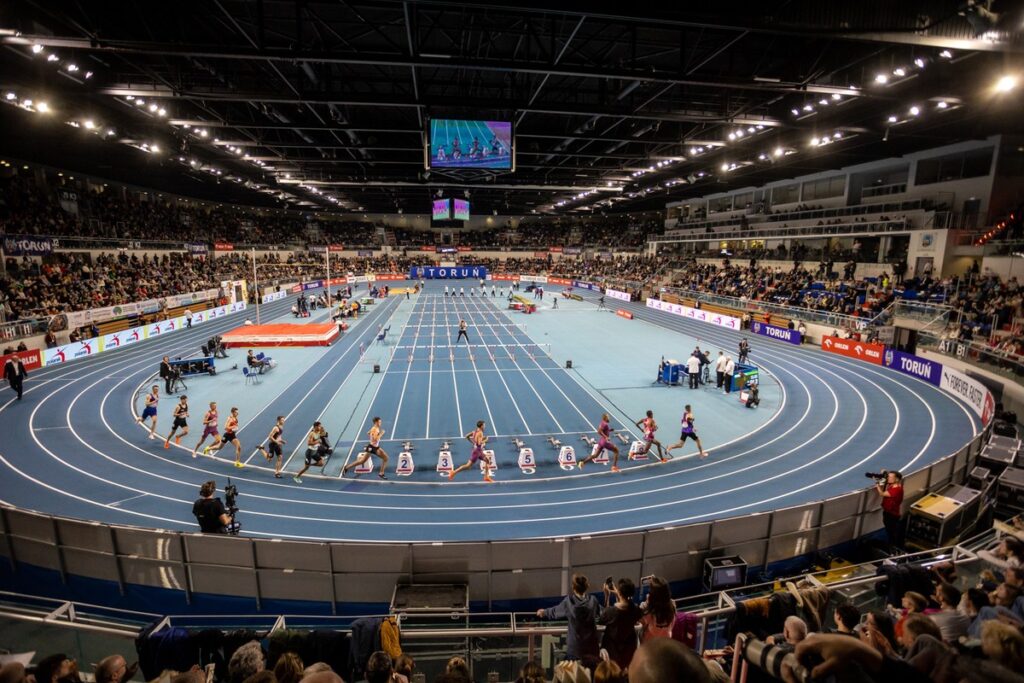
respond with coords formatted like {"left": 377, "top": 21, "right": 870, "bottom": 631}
{"left": 980, "top": 443, "right": 1017, "bottom": 476}
{"left": 996, "top": 467, "right": 1024, "bottom": 517}
{"left": 906, "top": 484, "right": 982, "bottom": 548}
{"left": 703, "top": 556, "right": 747, "bottom": 592}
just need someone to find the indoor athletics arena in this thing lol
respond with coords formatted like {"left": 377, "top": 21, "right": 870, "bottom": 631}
{"left": 1, "top": 3, "right": 1024, "bottom": 683}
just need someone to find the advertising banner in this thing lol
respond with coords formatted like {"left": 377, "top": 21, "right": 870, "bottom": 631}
{"left": 328, "top": 244, "right": 345, "bottom": 252}
{"left": 0, "top": 349, "right": 42, "bottom": 372}
{"left": 261, "top": 291, "right": 287, "bottom": 304}
{"left": 645, "top": 298, "right": 741, "bottom": 330}
{"left": 102, "top": 326, "right": 145, "bottom": 352}
{"left": 492, "top": 274, "right": 519, "bottom": 282}
{"left": 519, "top": 274, "right": 548, "bottom": 284}
{"left": 374, "top": 274, "right": 407, "bottom": 281}
{"left": 457, "top": 246, "right": 473, "bottom": 252}
{"left": 2, "top": 234, "right": 54, "bottom": 256}
{"left": 419, "top": 246, "right": 435, "bottom": 252}
{"left": 289, "top": 284, "right": 303, "bottom": 294}
{"left": 213, "top": 242, "right": 234, "bottom": 251}
{"left": 939, "top": 365, "right": 995, "bottom": 425}
{"left": 357, "top": 249, "right": 374, "bottom": 257}
{"left": 572, "top": 280, "right": 599, "bottom": 291}
{"left": 549, "top": 247, "right": 563, "bottom": 253}
{"left": 435, "top": 246, "right": 458, "bottom": 254}
{"left": 42, "top": 339, "right": 99, "bottom": 366}
{"left": 186, "top": 242, "right": 209, "bottom": 254}
{"left": 147, "top": 317, "right": 183, "bottom": 338}
{"left": 563, "top": 247, "right": 583, "bottom": 255}
{"left": 302, "top": 280, "right": 324, "bottom": 291}
{"left": 605, "top": 288, "right": 631, "bottom": 302}
{"left": 533, "top": 251, "right": 549, "bottom": 258}
{"left": 882, "top": 349, "right": 942, "bottom": 386}
{"left": 409, "top": 265, "right": 489, "bottom": 279}
{"left": 751, "top": 321, "right": 802, "bottom": 345}
{"left": 820, "top": 335, "right": 884, "bottom": 365}
{"left": 548, "top": 277, "right": 573, "bottom": 286}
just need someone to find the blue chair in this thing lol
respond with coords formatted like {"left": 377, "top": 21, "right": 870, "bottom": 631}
{"left": 243, "top": 367, "right": 260, "bottom": 385}
{"left": 377, "top": 325, "right": 391, "bottom": 344}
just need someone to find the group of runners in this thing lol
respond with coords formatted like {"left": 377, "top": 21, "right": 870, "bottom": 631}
{"left": 138, "top": 381, "right": 707, "bottom": 482}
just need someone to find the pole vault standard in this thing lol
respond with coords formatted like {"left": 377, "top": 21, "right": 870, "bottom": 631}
{"left": 252, "top": 247, "right": 260, "bottom": 325}
{"left": 325, "top": 247, "right": 332, "bottom": 308}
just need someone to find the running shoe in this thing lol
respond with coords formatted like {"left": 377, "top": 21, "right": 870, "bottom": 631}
{"left": 610, "top": 466, "right": 621, "bottom": 473}
{"left": 293, "top": 476, "right": 302, "bottom": 484}
{"left": 202, "top": 446, "right": 210, "bottom": 455}
{"left": 192, "top": 451, "right": 197, "bottom": 459}
{"left": 378, "top": 472, "right": 387, "bottom": 480}
{"left": 483, "top": 475, "right": 494, "bottom": 483}
{"left": 274, "top": 473, "right": 281, "bottom": 478}
{"left": 448, "top": 471, "right": 456, "bottom": 480}
{"left": 577, "top": 460, "right": 584, "bottom": 470}
{"left": 234, "top": 461, "right": 243, "bottom": 468}
{"left": 149, "top": 433, "right": 157, "bottom": 440}
{"left": 659, "top": 457, "right": 668, "bottom": 464}
{"left": 163, "top": 441, "right": 170, "bottom": 449}
{"left": 174, "top": 436, "right": 182, "bottom": 445}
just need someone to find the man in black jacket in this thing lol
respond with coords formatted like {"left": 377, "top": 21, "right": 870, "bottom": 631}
{"left": 4, "top": 355, "right": 27, "bottom": 400}
{"left": 159, "top": 356, "right": 173, "bottom": 394}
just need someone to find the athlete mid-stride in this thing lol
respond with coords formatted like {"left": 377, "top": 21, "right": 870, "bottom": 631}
{"left": 578, "top": 413, "right": 622, "bottom": 472}
{"left": 136, "top": 385, "right": 160, "bottom": 439}
{"left": 343, "top": 416, "right": 390, "bottom": 479}
{"left": 206, "top": 407, "right": 244, "bottom": 466}
{"left": 449, "top": 420, "right": 493, "bottom": 483}
{"left": 192, "top": 402, "right": 220, "bottom": 458}
{"left": 665, "top": 404, "right": 706, "bottom": 459}
{"left": 256, "top": 415, "right": 286, "bottom": 477}
{"left": 635, "top": 410, "right": 667, "bottom": 462}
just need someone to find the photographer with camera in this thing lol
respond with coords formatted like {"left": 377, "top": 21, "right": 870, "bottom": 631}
{"left": 868, "top": 470, "right": 904, "bottom": 552}
{"left": 192, "top": 480, "right": 231, "bottom": 533}
{"left": 598, "top": 576, "right": 642, "bottom": 670}
{"left": 294, "top": 421, "right": 332, "bottom": 484}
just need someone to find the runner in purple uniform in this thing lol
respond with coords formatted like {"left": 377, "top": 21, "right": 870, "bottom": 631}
{"left": 665, "top": 404, "right": 706, "bottom": 459}
{"left": 579, "top": 413, "right": 622, "bottom": 472}
{"left": 450, "top": 420, "right": 494, "bottom": 483}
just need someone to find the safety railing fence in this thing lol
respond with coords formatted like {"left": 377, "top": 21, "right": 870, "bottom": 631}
{"left": 656, "top": 219, "right": 913, "bottom": 245}
{"left": 0, "top": 316, "right": 50, "bottom": 342}
{"left": 667, "top": 199, "right": 929, "bottom": 232}
{"left": 659, "top": 286, "right": 873, "bottom": 330}
{"left": 919, "top": 333, "right": 1024, "bottom": 378}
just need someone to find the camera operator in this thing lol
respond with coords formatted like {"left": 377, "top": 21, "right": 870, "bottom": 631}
{"left": 873, "top": 470, "right": 904, "bottom": 552}
{"left": 192, "top": 480, "right": 231, "bottom": 533}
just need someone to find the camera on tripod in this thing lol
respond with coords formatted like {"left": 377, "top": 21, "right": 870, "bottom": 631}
{"left": 223, "top": 479, "right": 241, "bottom": 535}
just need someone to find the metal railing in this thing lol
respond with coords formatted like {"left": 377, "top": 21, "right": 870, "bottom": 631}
{"left": 657, "top": 218, "right": 913, "bottom": 244}
{"left": 920, "top": 333, "right": 1024, "bottom": 378}
{"left": 666, "top": 199, "right": 929, "bottom": 232}
{"left": 659, "top": 286, "right": 874, "bottom": 330}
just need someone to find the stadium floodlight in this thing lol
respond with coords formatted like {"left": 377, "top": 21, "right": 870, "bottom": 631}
{"left": 4, "top": 92, "right": 15, "bottom": 100}
{"left": 995, "top": 75, "right": 1018, "bottom": 93}
{"left": 893, "top": 67, "right": 906, "bottom": 77}
{"left": 773, "top": 147, "right": 784, "bottom": 157}
{"left": 937, "top": 101, "right": 949, "bottom": 109}
{"left": 36, "top": 101, "right": 49, "bottom": 113}
{"left": 874, "top": 73, "right": 888, "bottom": 84}
{"left": 66, "top": 63, "right": 79, "bottom": 72}
{"left": 909, "top": 105, "right": 920, "bottom": 116}
{"left": 803, "top": 104, "right": 813, "bottom": 111}
{"left": 831, "top": 93, "right": 842, "bottom": 100}
{"left": 30, "top": 44, "right": 43, "bottom": 54}
{"left": 939, "top": 50, "right": 953, "bottom": 59}
{"left": 888, "top": 115, "right": 898, "bottom": 123}
{"left": 46, "top": 53, "right": 58, "bottom": 62}
{"left": 914, "top": 58, "right": 926, "bottom": 68}
{"left": 83, "top": 119, "right": 95, "bottom": 129}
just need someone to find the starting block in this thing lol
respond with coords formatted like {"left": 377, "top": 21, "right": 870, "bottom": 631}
{"left": 511, "top": 437, "right": 526, "bottom": 450}
{"left": 591, "top": 444, "right": 609, "bottom": 465}
{"left": 354, "top": 453, "right": 374, "bottom": 474}
{"left": 629, "top": 440, "right": 649, "bottom": 461}
{"left": 615, "top": 432, "right": 630, "bottom": 445}
{"left": 436, "top": 450, "right": 454, "bottom": 476}
{"left": 547, "top": 436, "right": 563, "bottom": 449}
{"left": 478, "top": 449, "right": 497, "bottom": 473}
{"left": 396, "top": 451, "right": 415, "bottom": 476}
{"left": 402, "top": 441, "right": 415, "bottom": 451}
{"left": 518, "top": 448, "right": 536, "bottom": 474}
{"left": 558, "top": 445, "right": 577, "bottom": 471}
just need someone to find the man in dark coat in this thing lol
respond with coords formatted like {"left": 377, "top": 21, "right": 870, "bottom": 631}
{"left": 4, "top": 355, "right": 27, "bottom": 400}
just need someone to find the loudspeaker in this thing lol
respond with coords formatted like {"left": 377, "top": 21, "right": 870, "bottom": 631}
{"left": 565, "top": 360, "right": 573, "bottom": 368}
{"left": 373, "top": 364, "right": 381, "bottom": 373}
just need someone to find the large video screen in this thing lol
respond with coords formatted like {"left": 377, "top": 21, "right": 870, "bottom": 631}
{"left": 429, "top": 119, "right": 512, "bottom": 169}
{"left": 432, "top": 198, "right": 451, "bottom": 220}
{"left": 453, "top": 198, "right": 470, "bottom": 221}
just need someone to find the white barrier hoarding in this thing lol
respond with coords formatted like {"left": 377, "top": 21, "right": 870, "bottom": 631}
{"left": 645, "top": 297, "right": 740, "bottom": 330}
{"left": 939, "top": 365, "right": 995, "bottom": 425}
{"left": 605, "top": 288, "right": 631, "bottom": 302}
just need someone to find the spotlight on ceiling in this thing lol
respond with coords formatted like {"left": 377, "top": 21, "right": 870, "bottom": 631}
{"left": 875, "top": 73, "right": 888, "bottom": 84}
{"left": 995, "top": 74, "right": 1018, "bottom": 93}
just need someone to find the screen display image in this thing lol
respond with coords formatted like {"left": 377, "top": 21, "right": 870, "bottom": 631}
{"left": 430, "top": 119, "right": 512, "bottom": 169}
{"left": 432, "top": 198, "right": 451, "bottom": 220}
{"left": 453, "top": 198, "right": 470, "bottom": 220}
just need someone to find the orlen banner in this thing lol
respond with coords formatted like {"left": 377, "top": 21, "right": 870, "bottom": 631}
{"left": 820, "top": 335, "right": 884, "bottom": 365}
{"left": 645, "top": 298, "right": 740, "bottom": 330}
{"left": 751, "top": 321, "right": 802, "bottom": 345}
{"left": 940, "top": 365, "right": 996, "bottom": 425}
{"left": 882, "top": 349, "right": 941, "bottom": 386}
{"left": 0, "top": 349, "right": 42, "bottom": 372}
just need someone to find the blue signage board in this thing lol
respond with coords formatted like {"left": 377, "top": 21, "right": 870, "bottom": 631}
{"left": 751, "top": 321, "right": 802, "bottom": 345}
{"left": 883, "top": 349, "right": 942, "bottom": 386}
{"left": 409, "top": 266, "right": 489, "bottom": 279}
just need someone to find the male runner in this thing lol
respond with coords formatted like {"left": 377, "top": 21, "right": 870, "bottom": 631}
{"left": 136, "top": 385, "right": 160, "bottom": 439}
{"left": 256, "top": 416, "right": 286, "bottom": 477}
{"left": 206, "top": 407, "right": 243, "bottom": 466}
{"left": 294, "top": 421, "right": 328, "bottom": 483}
{"left": 450, "top": 420, "right": 493, "bottom": 482}
{"left": 634, "top": 410, "right": 667, "bottom": 462}
{"left": 444, "top": 285, "right": 449, "bottom": 297}
{"left": 191, "top": 402, "right": 220, "bottom": 458}
{"left": 665, "top": 404, "right": 706, "bottom": 459}
{"left": 163, "top": 395, "right": 189, "bottom": 449}
{"left": 457, "top": 319, "right": 470, "bottom": 344}
{"left": 343, "top": 416, "right": 390, "bottom": 479}
{"left": 578, "top": 413, "right": 621, "bottom": 472}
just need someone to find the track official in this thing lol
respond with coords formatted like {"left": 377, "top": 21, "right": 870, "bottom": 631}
{"left": 4, "top": 355, "right": 27, "bottom": 400}
{"left": 159, "top": 356, "right": 174, "bottom": 394}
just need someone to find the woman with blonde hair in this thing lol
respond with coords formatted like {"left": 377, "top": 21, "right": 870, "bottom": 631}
{"left": 982, "top": 620, "right": 1024, "bottom": 672}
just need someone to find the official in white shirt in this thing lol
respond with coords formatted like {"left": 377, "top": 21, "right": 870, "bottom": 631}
{"left": 686, "top": 354, "right": 702, "bottom": 390}
{"left": 714, "top": 351, "right": 728, "bottom": 389}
